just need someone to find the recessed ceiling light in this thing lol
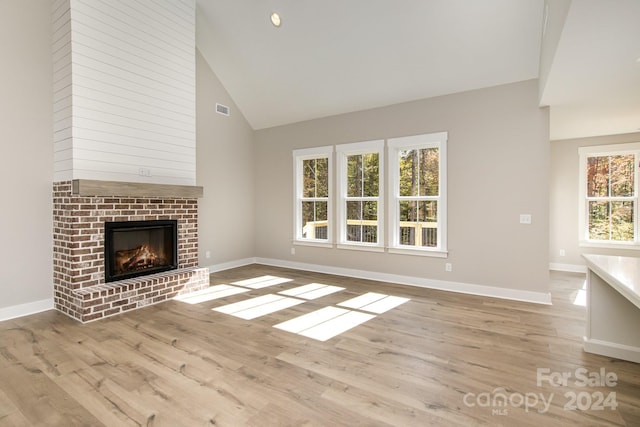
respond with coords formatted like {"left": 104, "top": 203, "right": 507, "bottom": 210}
{"left": 270, "top": 12, "right": 281, "bottom": 28}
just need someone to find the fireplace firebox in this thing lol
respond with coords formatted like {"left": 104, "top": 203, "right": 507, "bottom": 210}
{"left": 104, "top": 220, "right": 178, "bottom": 282}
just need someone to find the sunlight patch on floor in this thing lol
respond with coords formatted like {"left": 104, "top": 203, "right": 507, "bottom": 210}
{"left": 273, "top": 306, "right": 375, "bottom": 341}
{"left": 338, "top": 292, "right": 410, "bottom": 314}
{"left": 173, "top": 285, "right": 250, "bottom": 304}
{"left": 298, "top": 311, "right": 376, "bottom": 341}
{"left": 274, "top": 306, "right": 349, "bottom": 333}
{"left": 203, "top": 276, "right": 411, "bottom": 341}
{"left": 278, "top": 283, "right": 345, "bottom": 300}
{"left": 231, "top": 275, "right": 293, "bottom": 289}
{"left": 573, "top": 280, "right": 587, "bottom": 307}
{"left": 213, "top": 294, "right": 305, "bottom": 320}
{"left": 272, "top": 293, "right": 410, "bottom": 341}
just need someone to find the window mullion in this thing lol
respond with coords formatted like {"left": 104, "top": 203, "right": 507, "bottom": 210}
{"left": 314, "top": 159, "right": 319, "bottom": 199}
{"left": 360, "top": 154, "right": 364, "bottom": 199}
{"left": 631, "top": 152, "right": 640, "bottom": 243}
{"left": 608, "top": 156, "right": 612, "bottom": 241}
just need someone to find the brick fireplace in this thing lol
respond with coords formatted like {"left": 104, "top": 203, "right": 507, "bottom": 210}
{"left": 53, "top": 180, "right": 209, "bottom": 322}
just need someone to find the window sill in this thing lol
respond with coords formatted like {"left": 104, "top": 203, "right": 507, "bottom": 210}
{"left": 579, "top": 241, "right": 640, "bottom": 250}
{"left": 337, "top": 244, "right": 385, "bottom": 253}
{"left": 388, "top": 247, "right": 448, "bottom": 258}
{"left": 293, "top": 240, "right": 333, "bottom": 249}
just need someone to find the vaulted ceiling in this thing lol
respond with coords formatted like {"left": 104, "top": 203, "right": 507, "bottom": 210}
{"left": 539, "top": 0, "right": 640, "bottom": 140}
{"left": 195, "top": 0, "right": 640, "bottom": 140}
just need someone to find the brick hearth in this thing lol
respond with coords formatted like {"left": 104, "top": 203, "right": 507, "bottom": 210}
{"left": 53, "top": 181, "right": 209, "bottom": 322}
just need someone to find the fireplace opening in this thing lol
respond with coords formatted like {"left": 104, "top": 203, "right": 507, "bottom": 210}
{"left": 104, "top": 220, "right": 178, "bottom": 282}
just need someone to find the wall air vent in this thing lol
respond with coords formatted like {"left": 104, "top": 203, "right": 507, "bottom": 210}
{"left": 216, "top": 103, "right": 230, "bottom": 116}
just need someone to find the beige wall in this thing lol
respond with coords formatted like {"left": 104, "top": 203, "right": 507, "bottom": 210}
{"left": 196, "top": 51, "right": 255, "bottom": 267}
{"left": 550, "top": 131, "right": 640, "bottom": 269}
{"left": 0, "top": 0, "right": 54, "bottom": 311}
{"left": 254, "top": 80, "right": 550, "bottom": 294}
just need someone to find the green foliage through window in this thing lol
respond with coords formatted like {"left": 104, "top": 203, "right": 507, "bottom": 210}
{"left": 299, "top": 155, "right": 330, "bottom": 240}
{"left": 399, "top": 148, "right": 439, "bottom": 197}
{"left": 344, "top": 152, "right": 380, "bottom": 244}
{"left": 303, "top": 158, "right": 328, "bottom": 198}
{"left": 397, "top": 147, "right": 440, "bottom": 247}
{"left": 586, "top": 154, "right": 635, "bottom": 241}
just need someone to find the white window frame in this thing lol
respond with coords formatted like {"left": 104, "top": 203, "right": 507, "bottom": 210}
{"left": 388, "top": 132, "right": 448, "bottom": 257}
{"left": 578, "top": 142, "right": 640, "bottom": 249}
{"left": 336, "top": 140, "right": 385, "bottom": 252}
{"left": 293, "top": 145, "right": 334, "bottom": 247}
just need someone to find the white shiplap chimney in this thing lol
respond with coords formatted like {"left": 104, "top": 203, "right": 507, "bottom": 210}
{"left": 52, "top": 0, "right": 196, "bottom": 185}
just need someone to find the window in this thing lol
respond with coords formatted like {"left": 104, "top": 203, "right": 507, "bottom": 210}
{"left": 337, "top": 140, "right": 384, "bottom": 250}
{"left": 293, "top": 146, "right": 333, "bottom": 245}
{"left": 388, "top": 132, "right": 447, "bottom": 256}
{"left": 292, "top": 132, "right": 448, "bottom": 257}
{"left": 579, "top": 143, "right": 640, "bottom": 247}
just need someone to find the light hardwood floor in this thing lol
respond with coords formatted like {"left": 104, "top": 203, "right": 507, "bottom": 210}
{"left": 1, "top": 265, "right": 639, "bottom": 426}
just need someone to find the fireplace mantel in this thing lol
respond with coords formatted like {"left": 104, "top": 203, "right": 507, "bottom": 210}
{"left": 72, "top": 179, "right": 204, "bottom": 199}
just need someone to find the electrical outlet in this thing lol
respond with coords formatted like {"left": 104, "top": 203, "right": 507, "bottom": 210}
{"left": 559, "top": 249, "right": 566, "bottom": 257}
{"left": 205, "top": 251, "right": 211, "bottom": 259}
{"left": 520, "top": 214, "right": 532, "bottom": 224}
{"left": 445, "top": 263, "right": 452, "bottom": 272}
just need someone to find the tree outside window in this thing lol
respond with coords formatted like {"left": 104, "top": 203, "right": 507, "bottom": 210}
{"left": 579, "top": 143, "right": 640, "bottom": 248}
{"left": 398, "top": 147, "right": 440, "bottom": 247}
{"left": 294, "top": 146, "right": 333, "bottom": 244}
{"left": 586, "top": 154, "right": 635, "bottom": 241}
{"left": 337, "top": 140, "right": 384, "bottom": 248}
{"left": 388, "top": 132, "right": 447, "bottom": 255}
{"left": 301, "top": 158, "right": 329, "bottom": 239}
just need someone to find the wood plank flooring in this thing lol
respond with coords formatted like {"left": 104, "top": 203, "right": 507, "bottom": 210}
{"left": 1, "top": 265, "right": 639, "bottom": 426}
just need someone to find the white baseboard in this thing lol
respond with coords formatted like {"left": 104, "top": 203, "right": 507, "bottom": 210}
{"left": 253, "top": 257, "right": 552, "bottom": 305}
{"left": 550, "top": 263, "right": 587, "bottom": 273}
{"left": 205, "top": 257, "right": 257, "bottom": 273}
{"left": 584, "top": 337, "right": 640, "bottom": 364}
{"left": 0, "top": 298, "right": 54, "bottom": 322}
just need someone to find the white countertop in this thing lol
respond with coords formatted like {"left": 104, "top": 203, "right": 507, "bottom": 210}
{"left": 583, "top": 254, "right": 640, "bottom": 309}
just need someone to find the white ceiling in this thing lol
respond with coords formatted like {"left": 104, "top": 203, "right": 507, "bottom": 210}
{"left": 196, "top": 0, "right": 640, "bottom": 140}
